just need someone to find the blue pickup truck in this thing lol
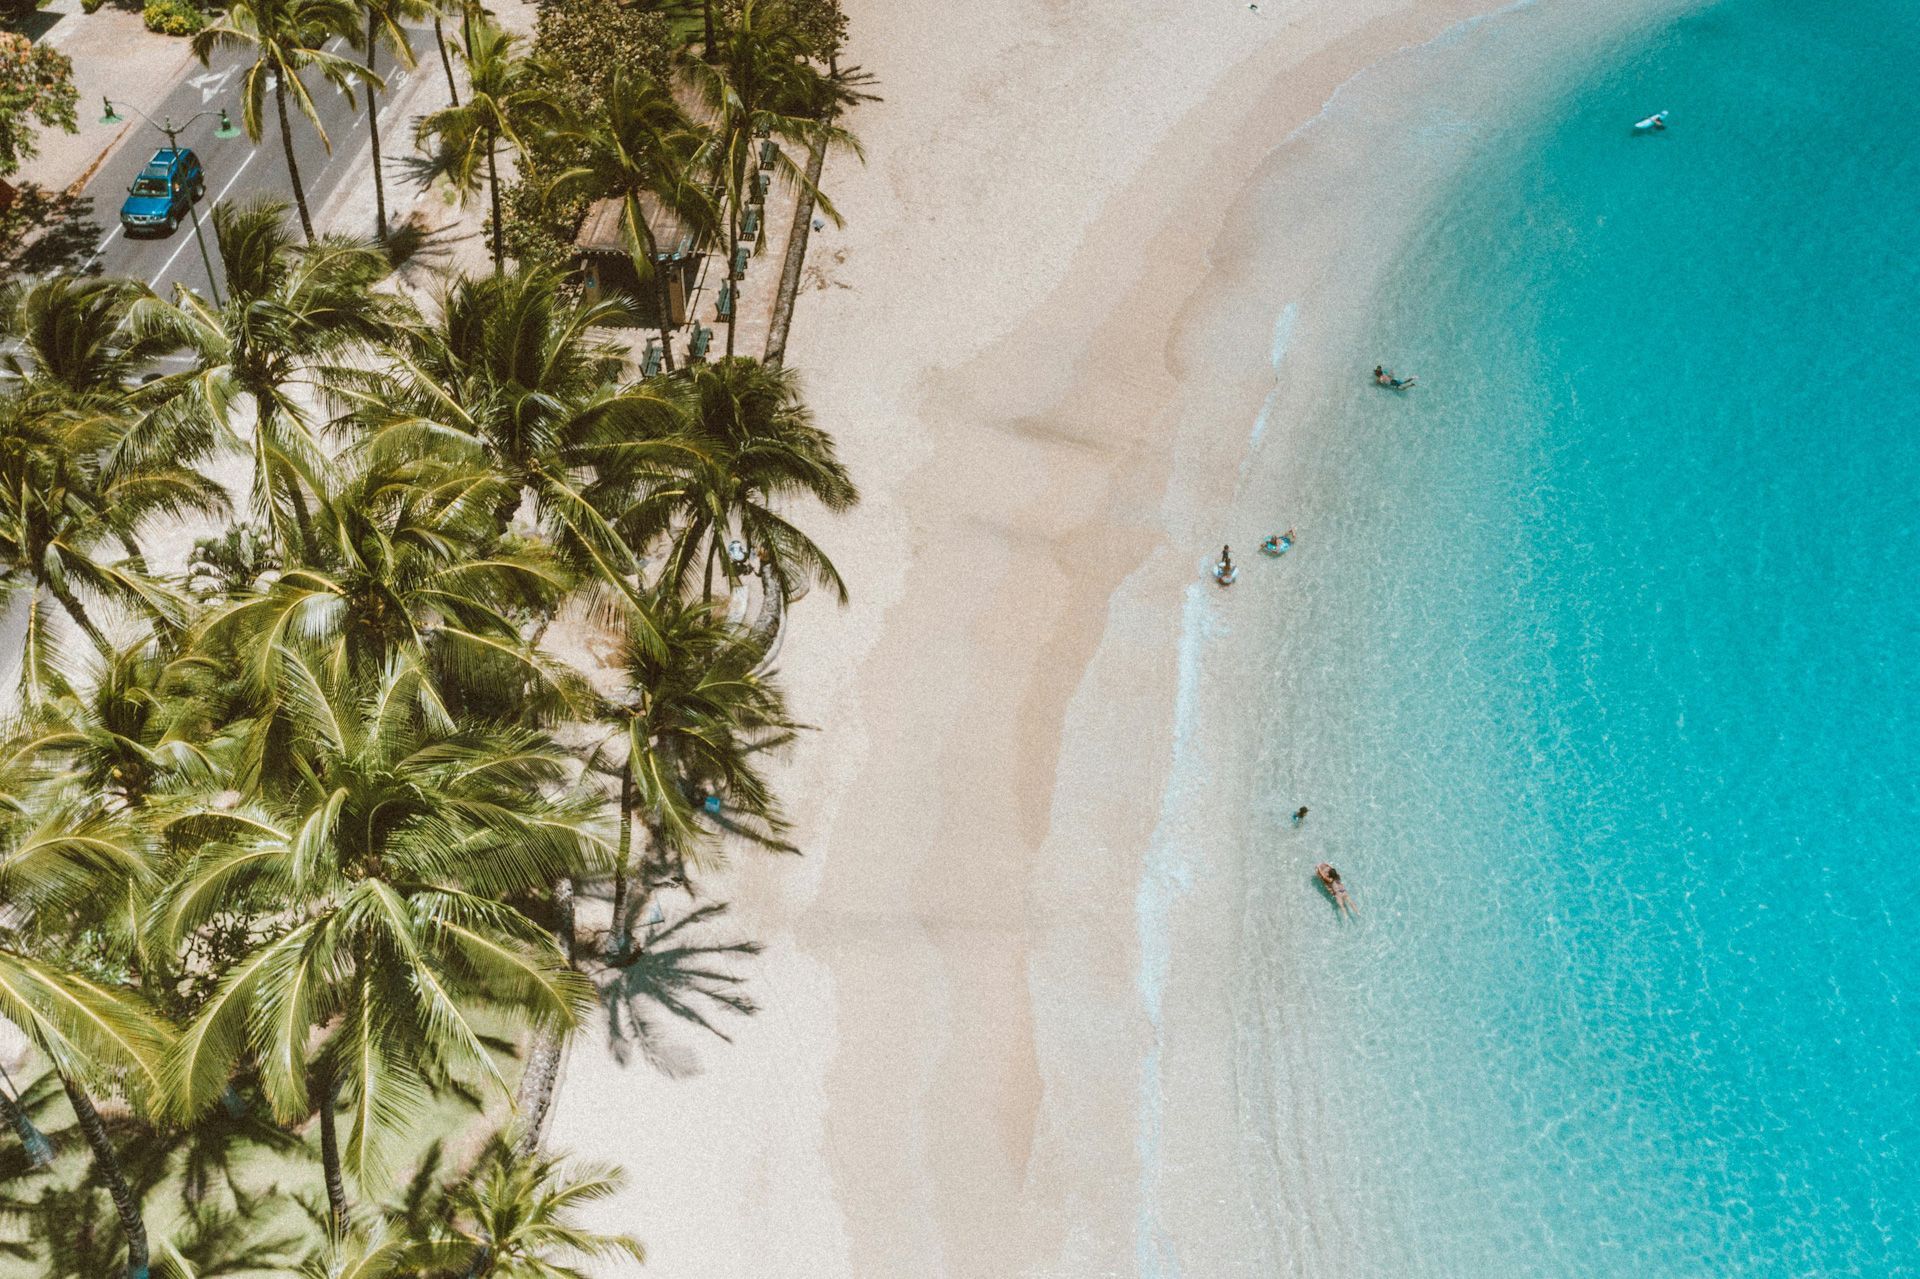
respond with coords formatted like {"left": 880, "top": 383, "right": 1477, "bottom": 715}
{"left": 119, "top": 148, "right": 206, "bottom": 236}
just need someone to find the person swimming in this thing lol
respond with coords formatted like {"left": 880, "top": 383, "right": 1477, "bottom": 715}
{"left": 1262, "top": 528, "right": 1295, "bottom": 556}
{"left": 1292, "top": 805, "right": 1309, "bottom": 825}
{"left": 1315, "top": 861, "right": 1357, "bottom": 917}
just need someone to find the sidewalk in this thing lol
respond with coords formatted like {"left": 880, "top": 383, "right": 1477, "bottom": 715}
{"left": 13, "top": 0, "right": 197, "bottom": 194}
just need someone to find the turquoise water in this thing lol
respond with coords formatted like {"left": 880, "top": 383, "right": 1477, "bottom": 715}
{"left": 1253, "top": 1, "right": 1920, "bottom": 1274}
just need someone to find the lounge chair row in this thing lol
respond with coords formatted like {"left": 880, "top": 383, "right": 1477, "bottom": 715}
{"left": 641, "top": 324, "right": 714, "bottom": 376}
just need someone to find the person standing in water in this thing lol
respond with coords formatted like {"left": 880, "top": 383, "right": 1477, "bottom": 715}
{"left": 1292, "top": 806, "right": 1309, "bottom": 825}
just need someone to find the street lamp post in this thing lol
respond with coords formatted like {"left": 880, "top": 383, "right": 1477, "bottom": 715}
{"left": 99, "top": 98, "right": 240, "bottom": 305}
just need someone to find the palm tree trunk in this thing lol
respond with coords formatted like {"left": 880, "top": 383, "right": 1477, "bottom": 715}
{"left": 510, "top": 873, "right": 577, "bottom": 1159}
{"left": 366, "top": 16, "right": 387, "bottom": 241}
{"left": 657, "top": 265, "right": 679, "bottom": 371}
{"left": 723, "top": 200, "right": 740, "bottom": 359}
{"left": 60, "top": 1075, "right": 149, "bottom": 1279}
{"left": 766, "top": 135, "right": 829, "bottom": 367}
{"left": 486, "top": 138, "right": 504, "bottom": 273}
{"left": 116, "top": 531, "right": 147, "bottom": 573}
{"left": 607, "top": 763, "right": 635, "bottom": 957}
{"left": 622, "top": 191, "right": 676, "bottom": 370}
{"left": 702, "top": 0, "right": 716, "bottom": 60}
{"left": 0, "top": 1086, "right": 54, "bottom": 1169}
{"left": 553, "top": 874, "right": 576, "bottom": 965}
{"left": 433, "top": 15, "right": 459, "bottom": 106}
{"left": 317, "top": 1072, "right": 348, "bottom": 1241}
{"left": 274, "top": 76, "right": 316, "bottom": 243}
{"left": 47, "top": 579, "right": 110, "bottom": 654}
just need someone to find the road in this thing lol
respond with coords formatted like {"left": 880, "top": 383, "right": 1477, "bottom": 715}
{"left": 74, "top": 31, "right": 429, "bottom": 301}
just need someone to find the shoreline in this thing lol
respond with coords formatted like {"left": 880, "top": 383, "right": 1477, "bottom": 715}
{"left": 542, "top": 1, "right": 1689, "bottom": 1273}
{"left": 1133, "top": 3, "right": 1703, "bottom": 1269}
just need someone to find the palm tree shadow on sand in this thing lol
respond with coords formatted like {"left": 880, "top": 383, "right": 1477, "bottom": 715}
{"left": 596, "top": 899, "right": 762, "bottom": 1078}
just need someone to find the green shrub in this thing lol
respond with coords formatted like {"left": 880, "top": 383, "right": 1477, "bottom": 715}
{"left": 142, "top": 0, "right": 205, "bottom": 37}
{"left": 81, "top": 0, "right": 106, "bottom": 12}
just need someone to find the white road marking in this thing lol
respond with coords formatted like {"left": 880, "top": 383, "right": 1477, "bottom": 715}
{"left": 82, "top": 225, "right": 123, "bottom": 272}
{"left": 188, "top": 68, "right": 237, "bottom": 103}
{"left": 80, "top": 33, "right": 406, "bottom": 289}
{"left": 150, "top": 143, "right": 262, "bottom": 290}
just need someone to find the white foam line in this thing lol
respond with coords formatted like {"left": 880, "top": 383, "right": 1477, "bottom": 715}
{"left": 1135, "top": 580, "right": 1223, "bottom": 1278}
{"left": 1268, "top": 0, "right": 1543, "bottom": 156}
{"left": 1246, "top": 302, "right": 1299, "bottom": 460}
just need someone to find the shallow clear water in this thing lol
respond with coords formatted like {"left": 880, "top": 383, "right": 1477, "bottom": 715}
{"left": 1249, "top": 1, "right": 1920, "bottom": 1274}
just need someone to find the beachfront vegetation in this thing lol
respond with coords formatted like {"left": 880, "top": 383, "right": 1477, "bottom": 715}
{"left": 416, "top": 15, "right": 559, "bottom": 273}
{"left": 0, "top": 3, "right": 861, "bottom": 1273}
{"left": 0, "top": 32, "right": 77, "bottom": 180}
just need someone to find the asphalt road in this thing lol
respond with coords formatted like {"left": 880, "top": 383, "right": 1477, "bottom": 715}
{"left": 74, "top": 31, "right": 428, "bottom": 301}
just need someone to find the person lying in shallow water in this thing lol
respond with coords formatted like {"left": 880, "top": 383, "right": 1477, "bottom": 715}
{"left": 1315, "top": 862, "right": 1358, "bottom": 917}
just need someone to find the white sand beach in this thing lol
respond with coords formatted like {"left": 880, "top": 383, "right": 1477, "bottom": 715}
{"left": 538, "top": 0, "right": 1631, "bottom": 1273}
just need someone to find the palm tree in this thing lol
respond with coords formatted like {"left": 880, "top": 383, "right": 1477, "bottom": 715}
{"left": 159, "top": 654, "right": 604, "bottom": 1237}
{"left": 434, "top": 5, "right": 460, "bottom": 105}
{"left": 0, "top": 783, "right": 172, "bottom": 1279}
{"left": 553, "top": 68, "right": 718, "bottom": 374}
{"left": 298, "top": 1145, "right": 642, "bottom": 1278}
{"left": 0, "top": 393, "right": 218, "bottom": 661}
{"left": 6, "top": 639, "right": 215, "bottom": 811}
{"left": 592, "top": 589, "right": 794, "bottom": 946}
{"left": 689, "top": 0, "right": 860, "bottom": 357}
{"left": 415, "top": 17, "right": 560, "bottom": 272}
{"left": 0, "top": 278, "right": 224, "bottom": 661}
{"left": 0, "top": 276, "right": 182, "bottom": 409}
{"left": 163, "top": 198, "right": 397, "bottom": 559}
{"left": 607, "top": 356, "right": 856, "bottom": 603}
{"left": 192, "top": 441, "right": 580, "bottom": 723}
{"left": 193, "top": 0, "right": 380, "bottom": 243}
{"left": 358, "top": 0, "right": 430, "bottom": 241}
{"left": 0, "top": 948, "right": 169, "bottom": 1279}
{"left": 415, "top": 1142, "right": 644, "bottom": 1277}
{"left": 348, "top": 267, "right": 679, "bottom": 625}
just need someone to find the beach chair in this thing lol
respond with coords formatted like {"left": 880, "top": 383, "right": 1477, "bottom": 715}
{"left": 732, "top": 246, "right": 750, "bottom": 277}
{"left": 689, "top": 325, "right": 712, "bottom": 362}
{"left": 759, "top": 139, "right": 777, "bottom": 170}
{"left": 716, "top": 284, "right": 733, "bottom": 321}
{"left": 752, "top": 171, "right": 770, "bottom": 201}
{"left": 742, "top": 207, "right": 760, "bottom": 238}
{"left": 641, "top": 342, "right": 662, "bottom": 378}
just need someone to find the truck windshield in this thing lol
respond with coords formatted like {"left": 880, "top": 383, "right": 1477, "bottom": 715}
{"left": 132, "top": 177, "right": 171, "bottom": 197}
